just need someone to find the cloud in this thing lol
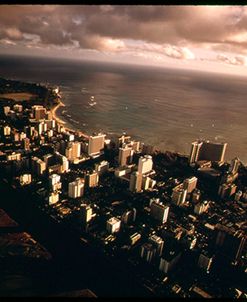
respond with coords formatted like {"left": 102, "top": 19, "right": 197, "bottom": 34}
{"left": 0, "top": 5, "right": 246, "bottom": 62}
{"left": 217, "top": 54, "right": 247, "bottom": 66}
{"left": 163, "top": 45, "right": 195, "bottom": 60}
{"left": 0, "top": 39, "right": 16, "bottom": 46}
{"left": 101, "top": 38, "right": 126, "bottom": 52}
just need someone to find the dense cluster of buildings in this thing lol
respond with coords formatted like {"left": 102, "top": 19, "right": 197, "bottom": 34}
{"left": 0, "top": 91, "right": 246, "bottom": 298}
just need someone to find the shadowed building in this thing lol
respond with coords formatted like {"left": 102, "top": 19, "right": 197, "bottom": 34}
{"left": 215, "top": 224, "right": 246, "bottom": 265}
{"left": 189, "top": 140, "right": 227, "bottom": 165}
{"left": 129, "top": 171, "right": 142, "bottom": 193}
{"left": 118, "top": 145, "right": 133, "bottom": 166}
{"left": 150, "top": 199, "right": 169, "bottom": 223}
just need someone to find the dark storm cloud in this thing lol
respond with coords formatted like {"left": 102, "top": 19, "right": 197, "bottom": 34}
{"left": 0, "top": 5, "right": 247, "bottom": 56}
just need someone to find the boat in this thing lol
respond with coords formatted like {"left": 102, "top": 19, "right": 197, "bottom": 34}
{"left": 88, "top": 96, "right": 97, "bottom": 107}
{"left": 89, "top": 102, "right": 97, "bottom": 106}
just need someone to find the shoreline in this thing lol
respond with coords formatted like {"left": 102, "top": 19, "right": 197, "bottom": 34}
{"left": 1, "top": 77, "right": 243, "bottom": 164}
{"left": 51, "top": 97, "right": 89, "bottom": 139}
{"left": 51, "top": 99, "right": 66, "bottom": 125}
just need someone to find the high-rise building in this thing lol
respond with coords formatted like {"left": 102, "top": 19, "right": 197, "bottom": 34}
{"left": 19, "top": 132, "right": 26, "bottom": 141}
{"left": 95, "top": 160, "right": 109, "bottom": 175}
{"left": 229, "top": 157, "right": 240, "bottom": 175}
{"left": 189, "top": 140, "right": 227, "bottom": 164}
{"left": 3, "top": 126, "right": 11, "bottom": 136}
{"left": 121, "top": 208, "right": 137, "bottom": 225}
{"left": 38, "top": 121, "right": 47, "bottom": 135}
{"left": 32, "top": 157, "right": 46, "bottom": 175}
{"left": 215, "top": 224, "right": 246, "bottom": 265}
{"left": 68, "top": 178, "right": 84, "bottom": 198}
{"left": 22, "top": 137, "right": 30, "bottom": 151}
{"left": 54, "top": 152, "right": 69, "bottom": 173}
{"left": 200, "top": 141, "right": 227, "bottom": 162}
{"left": 48, "top": 192, "right": 59, "bottom": 205}
{"left": 45, "top": 119, "right": 56, "bottom": 130}
{"left": 3, "top": 106, "right": 10, "bottom": 116}
{"left": 138, "top": 155, "right": 153, "bottom": 174}
{"left": 7, "top": 152, "right": 21, "bottom": 161}
{"left": 140, "top": 242, "right": 156, "bottom": 263}
{"left": 47, "top": 129, "right": 53, "bottom": 138}
{"left": 13, "top": 104, "right": 23, "bottom": 112}
{"left": 20, "top": 174, "right": 32, "bottom": 186}
{"left": 149, "top": 178, "right": 156, "bottom": 189}
{"left": 9, "top": 110, "right": 16, "bottom": 120}
{"left": 116, "top": 134, "right": 131, "bottom": 148}
{"left": 49, "top": 174, "right": 62, "bottom": 192}
{"left": 88, "top": 134, "right": 105, "bottom": 156}
{"left": 159, "top": 249, "right": 182, "bottom": 274}
{"left": 81, "top": 204, "right": 93, "bottom": 224}
{"left": 12, "top": 131, "right": 19, "bottom": 142}
{"left": 198, "top": 250, "right": 214, "bottom": 272}
{"left": 142, "top": 175, "right": 151, "bottom": 190}
{"left": 183, "top": 176, "right": 198, "bottom": 193}
{"left": 106, "top": 217, "right": 121, "bottom": 233}
{"left": 149, "top": 234, "right": 164, "bottom": 256}
{"left": 63, "top": 132, "right": 74, "bottom": 142}
{"left": 49, "top": 173, "right": 61, "bottom": 186}
{"left": 172, "top": 188, "right": 187, "bottom": 206}
{"left": 130, "top": 232, "right": 141, "bottom": 246}
{"left": 189, "top": 141, "right": 203, "bottom": 165}
{"left": 43, "top": 154, "right": 54, "bottom": 167}
{"left": 130, "top": 141, "right": 140, "bottom": 152}
{"left": 194, "top": 200, "right": 209, "bottom": 215}
{"left": 61, "top": 156, "right": 69, "bottom": 173}
{"left": 234, "top": 190, "right": 242, "bottom": 202}
{"left": 66, "top": 141, "right": 81, "bottom": 161}
{"left": 24, "top": 125, "right": 35, "bottom": 138}
{"left": 85, "top": 171, "right": 99, "bottom": 188}
{"left": 118, "top": 145, "right": 133, "bottom": 166}
{"left": 218, "top": 183, "right": 237, "bottom": 199}
{"left": 45, "top": 110, "right": 52, "bottom": 120}
{"left": 150, "top": 199, "right": 169, "bottom": 224}
{"left": 192, "top": 189, "right": 201, "bottom": 203}
{"left": 32, "top": 105, "right": 46, "bottom": 121}
{"left": 129, "top": 171, "right": 142, "bottom": 193}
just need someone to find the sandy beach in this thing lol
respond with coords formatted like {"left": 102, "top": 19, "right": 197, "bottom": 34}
{"left": 51, "top": 99, "right": 89, "bottom": 139}
{"left": 51, "top": 100, "right": 66, "bottom": 125}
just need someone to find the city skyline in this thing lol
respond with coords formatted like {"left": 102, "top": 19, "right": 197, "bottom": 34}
{"left": 1, "top": 5, "right": 247, "bottom": 76}
{"left": 0, "top": 5, "right": 246, "bottom": 298}
{"left": 0, "top": 77, "right": 246, "bottom": 297}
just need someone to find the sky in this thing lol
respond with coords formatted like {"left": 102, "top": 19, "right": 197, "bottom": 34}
{"left": 1, "top": 5, "right": 247, "bottom": 76}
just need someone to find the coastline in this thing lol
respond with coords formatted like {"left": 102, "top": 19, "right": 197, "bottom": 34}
{"left": 51, "top": 99, "right": 66, "bottom": 125}
{"left": 1, "top": 77, "right": 240, "bottom": 163}
{"left": 51, "top": 97, "right": 89, "bottom": 139}
{"left": 0, "top": 76, "right": 89, "bottom": 140}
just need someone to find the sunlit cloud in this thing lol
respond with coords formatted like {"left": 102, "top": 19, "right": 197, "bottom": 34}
{"left": 217, "top": 54, "right": 247, "bottom": 66}
{"left": 163, "top": 45, "right": 195, "bottom": 60}
{"left": 0, "top": 5, "right": 247, "bottom": 74}
{"left": 0, "top": 39, "right": 16, "bottom": 46}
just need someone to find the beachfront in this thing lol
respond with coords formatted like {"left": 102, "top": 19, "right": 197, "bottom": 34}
{"left": 51, "top": 97, "right": 89, "bottom": 139}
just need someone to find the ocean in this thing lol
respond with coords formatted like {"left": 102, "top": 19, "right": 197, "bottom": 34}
{"left": 1, "top": 54, "right": 247, "bottom": 163}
